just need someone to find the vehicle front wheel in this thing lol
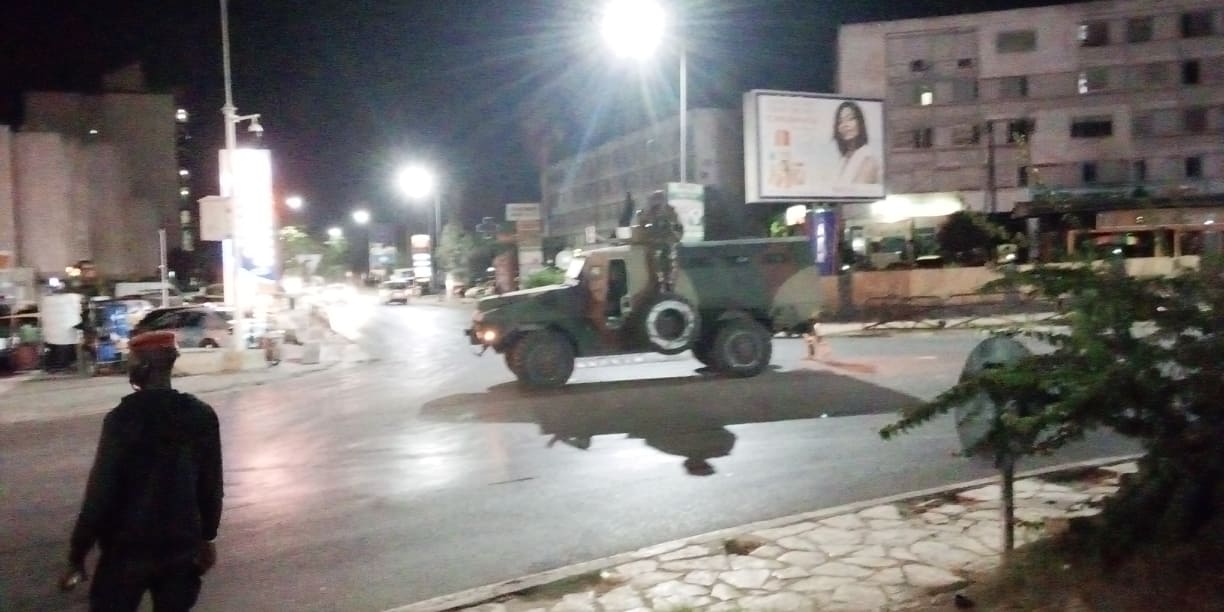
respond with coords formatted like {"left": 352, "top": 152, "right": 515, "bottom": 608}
{"left": 508, "top": 330, "right": 574, "bottom": 389}
{"left": 710, "top": 319, "right": 772, "bottom": 378}
{"left": 200, "top": 339, "right": 219, "bottom": 349}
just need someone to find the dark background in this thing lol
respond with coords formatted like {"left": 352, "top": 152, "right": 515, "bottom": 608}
{"left": 1, "top": 0, "right": 1081, "bottom": 234}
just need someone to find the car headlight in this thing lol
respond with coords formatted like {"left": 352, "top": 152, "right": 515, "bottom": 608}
{"left": 480, "top": 328, "right": 498, "bottom": 344}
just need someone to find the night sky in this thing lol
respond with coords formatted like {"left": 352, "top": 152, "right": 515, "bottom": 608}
{"left": 2, "top": 0, "right": 1083, "bottom": 234}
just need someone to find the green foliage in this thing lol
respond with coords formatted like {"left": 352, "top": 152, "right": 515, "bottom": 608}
{"left": 936, "top": 211, "right": 1009, "bottom": 265}
{"left": 321, "top": 233, "right": 348, "bottom": 281}
{"left": 437, "top": 222, "right": 475, "bottom": 280}
{"left": 277, "top": 226, "right": 323, "bottom": 272}
{"left": 523, "top": 267, "right": 565, "bottom": 288}
{"left": 881, "top": 258, "right": 1224, "bottom": 556}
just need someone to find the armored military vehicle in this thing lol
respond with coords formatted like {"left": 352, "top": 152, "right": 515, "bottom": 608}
{"left": 466, "top": 236, "right": 822, "bottom": 388}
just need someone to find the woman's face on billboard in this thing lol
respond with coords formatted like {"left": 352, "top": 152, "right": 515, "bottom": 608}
{"left": 837, "top": 106, "right": 860, "bottom": 143}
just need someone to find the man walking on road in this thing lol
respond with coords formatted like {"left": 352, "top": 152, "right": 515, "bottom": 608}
{"left": 60, "top": 330, "right": 224, "bottom": 612}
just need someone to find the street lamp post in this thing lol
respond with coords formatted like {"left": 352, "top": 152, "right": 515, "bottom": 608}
{"left": 601, "top": 0, "right": 686, "bottom": 182}
{"left": 219, "top": 0, "right": 263, "bottom": 362}
{"left": 395, "top": 165, "right": 442, "bottom": 291}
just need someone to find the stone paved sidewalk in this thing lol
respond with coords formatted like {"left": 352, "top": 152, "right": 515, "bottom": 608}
{"left": 448, "top": 462, "right": 1136, "bottom": 612}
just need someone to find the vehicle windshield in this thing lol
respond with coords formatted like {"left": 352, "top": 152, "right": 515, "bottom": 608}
{"left": 565, "top": 256, "right": 586, "bottom": 281}
{"left": 384, "top": 282, "right": 407, "bottom": 289}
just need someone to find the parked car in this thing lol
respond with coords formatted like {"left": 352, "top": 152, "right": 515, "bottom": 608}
{"left": 133, "top": 306, "right": 232, "bottom": 349}
{"left": 379, "top": 280, "right": 412, "bottom": 305}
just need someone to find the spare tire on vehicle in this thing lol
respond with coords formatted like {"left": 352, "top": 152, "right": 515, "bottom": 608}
{"left": 635, "top": 292, "right": 700, "bottom": 355}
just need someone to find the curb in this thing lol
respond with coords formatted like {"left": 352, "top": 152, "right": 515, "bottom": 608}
{"left": 383, "top": 453, "right": 1142, "bottom": 612}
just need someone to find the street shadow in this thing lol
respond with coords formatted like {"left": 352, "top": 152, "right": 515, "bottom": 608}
{"left": 420, "top": 369, "right": 919, "bottom": 476}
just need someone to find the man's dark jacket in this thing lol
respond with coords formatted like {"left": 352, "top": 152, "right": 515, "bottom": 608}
{"left": 70, "top": 389, "right": 223, "bottom": 565}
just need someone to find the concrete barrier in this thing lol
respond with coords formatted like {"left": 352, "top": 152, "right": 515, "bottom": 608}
{"left": 174, "top": 348, "right": 267, "bottom": 376}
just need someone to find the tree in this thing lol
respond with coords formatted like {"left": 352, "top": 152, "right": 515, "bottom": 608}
{"left": 278, "top": 226, "right": 323, "bottom": 275}
{"left": 936, "top": 211, "right": 1007, "bottom": 265}
{"left": 321, "top": 233, "right": 348, "bottom": 281}
{"left": 436, "top": 222, "right": 476, "bottom": 282}
{"left": 881, "top": 259, "right": 1224, "bottom": 562}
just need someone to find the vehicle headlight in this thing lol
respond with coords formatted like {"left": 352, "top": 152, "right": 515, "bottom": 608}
{"left": 480, "top": 328, "right": 498, "bottom": 344}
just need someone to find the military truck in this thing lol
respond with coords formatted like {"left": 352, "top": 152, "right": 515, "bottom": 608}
{"left": 465, "top": 236, "right": 822, "bottom": 388}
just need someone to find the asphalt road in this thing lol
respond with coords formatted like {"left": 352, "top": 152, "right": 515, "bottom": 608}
{"left": 0, "top": 297, "right": 1138, "bottom": 612}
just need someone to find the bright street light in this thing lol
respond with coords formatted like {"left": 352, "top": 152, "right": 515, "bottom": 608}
{"left": 396, "top": 165, "right": 436, "bottom": 200}
{"left": 286, "top": 195, "right": 304, "bottom": 210}
{"left": 352, "top": 209, "right": 370, "bottom": 225}
{"left": 601, "top": 0, "right": 665, "bottom": 60}
{"left": 327, "top": 227, "right": 343, "bottom": 240}
{"left": 600, "top": 0, "right": 687, "bottom": 182}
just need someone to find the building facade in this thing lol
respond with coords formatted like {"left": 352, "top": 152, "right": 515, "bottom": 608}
{"left": 0, "top": 65, "right": 181, "bottom": 279}
{"left": 544, "top": 108, "right": 747, "bottom": 247}
{"left": 837, "top": 0, "right": 1224, "bottom": 259}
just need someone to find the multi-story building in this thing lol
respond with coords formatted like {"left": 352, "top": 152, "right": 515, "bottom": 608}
{"left": 544, "top": 108, "right": 748, "bottom": 247}
{"left": 838, "top": 0, "right": 1224, "bottom": 259}
{"left": 0, "top": 64, "right": 181, "bottom": 279}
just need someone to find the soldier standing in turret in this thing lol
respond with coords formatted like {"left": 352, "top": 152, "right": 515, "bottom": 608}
{"left": 633, "top": 190, "right": 683, "bottom": 292}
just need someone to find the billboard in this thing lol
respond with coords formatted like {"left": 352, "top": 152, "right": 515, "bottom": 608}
{"left": 666, "top": 182, "right": 705, "bottom": 243}
{"left": 744, "top": 90, "right": 885, "bottom": 202}
{"left": 219, "top": 149, "right": 277, "bottom": 278}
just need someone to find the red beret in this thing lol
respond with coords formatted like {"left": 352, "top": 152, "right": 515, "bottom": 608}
{"left": 128, "top": 330, "right": 179, "bottom": 352}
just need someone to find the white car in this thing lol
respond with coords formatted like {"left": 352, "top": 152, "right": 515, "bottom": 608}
{"left": 379, "top": 280, "right": 412, "bottom": 304}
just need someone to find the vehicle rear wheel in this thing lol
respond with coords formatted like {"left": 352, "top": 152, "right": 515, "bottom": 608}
{"left": 508, "top": 330, "right": 574, "bottom": 389}
{"left": 710, "top": 319, "right": 772, "bottom": 378}
{"left": 200, "top": 339, "right": 219, "bottom": 349}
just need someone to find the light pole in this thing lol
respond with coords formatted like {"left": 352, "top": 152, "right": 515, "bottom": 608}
{"left": 601, "top": 0, "right": 686, "bottom": 182}
{"left": 395, "top": 165, "right": 442, "bottom": 290}
{"left": 219, "top": 0, "right": 263, "bottom": 361}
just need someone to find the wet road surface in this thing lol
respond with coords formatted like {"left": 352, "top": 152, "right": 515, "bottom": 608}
{"left": 0, "top": 298, "right": 1137, "bottom": 611}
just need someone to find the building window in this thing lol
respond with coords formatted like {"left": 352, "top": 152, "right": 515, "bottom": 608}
{"left": 180, "top": 210, "right": 192, "bottom": 225}
{"left": 1018, "top": 165, "right": 1030, "bottom": 187}
{"left": 1181, "top": 11, "right": 1214, "bottom": 38}
{"left": 951, "top": 124, "right": 981, "bottom": 146}
{"left": 952, "top": 79, "right": 978, "bottom": 102}
{"left": 1184, "top": 107, "right": 1208, "bottom": 133}
{"left": 1078, "top": 67, "right": 1109, "bottom": 94}
{"left": 1000, "top": 76, "right": 1029, "bottom": 98}
{"left": 1006, "top": 118, "right": 1036, "bottom": 143}
{"left": 910, "top": 59, "right": 929, "bottom": 72}
{"left": 1071, "top": 117, "right": 1113, "bottom": 138}
{"left": 996, "top": 30, "right": 1037, "bottom": 53}
{"left": 1132, "top": 114, "right": 1153, "bottom": 137}
{"left": 912, "top": 127, "right": 934, "bottom": 149}
{"left": 1133, "top": 160, "right": 1147, "bottom": 182}
{"left": 1079, "top": 21, "right": 1110, "bottom": 47}
{"left": 1082, "top": 162, "right": 1099, "bottom": 184}
{"left": 957, "top": 58, "right": 974, "bottom": 68}
{"left": 918, "top": 84, "right": 934, "bottom": 106}
{"left": 1186, "top": 156, "right": 1203, "bottom": 178}
{"left": 1126, "top": 17, "right": 1154, "bottom": 43}
{"left": 1182, "top": 60, "right": 1201, "bottom": 85}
